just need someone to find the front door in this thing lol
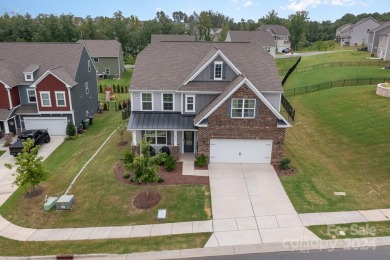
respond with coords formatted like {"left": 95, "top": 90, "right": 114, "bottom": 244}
{"left": 7, "top": 119, "right": 16, "bottom": 134}
{"left": 184, "top": 131, "right": 194, "bottom": 153}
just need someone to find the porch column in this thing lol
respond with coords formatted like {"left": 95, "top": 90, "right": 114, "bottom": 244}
{"left": 173, "top": 130, "right": 177, "bottom": 146}
{"left": 4, "top": 121, "right": 10, "bottom": 134}
{"left": 132, "top": 131, "right": 137, "bottom": 145}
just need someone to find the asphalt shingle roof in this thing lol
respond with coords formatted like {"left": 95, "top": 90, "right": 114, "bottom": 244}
{"left": 77, "top": 40, "right": 122, "bottom": 58}
{"left": 131, "top": 42, "right": 282, "bottom": 93}
{"left": 0, "top": 42, "right": 84, "bottom": 87}
{"left": 258, "top": 25, "right": 290, "bottom": 36}
{"left": 227, "top": 31, "right": 276, "bottom": 46}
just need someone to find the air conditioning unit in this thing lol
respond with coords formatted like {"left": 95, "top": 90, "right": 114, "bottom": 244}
{"left": 43, "top": 196, "right": 58, "bottom": 211}
{"left": 56, "top": 195, "right": 75, "bottom": 210}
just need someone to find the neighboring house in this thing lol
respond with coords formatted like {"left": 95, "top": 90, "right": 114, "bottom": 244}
{"left": 258, "top": 24, "right": 291, "bottom": 52}
{"left": 151, "top": 34, "right": 196, "bottom": 43}
{"left": 336, "top": 23, "right": 353, "bottom": 45}
{"left": 377, "top": 28, "right": 390, "bottom": 61}
{"left": 225, "top": 30, "right": 276, "bottom": 57}
{"left": 77, "top": 39, "right": 125, "bottom": 78}
{"left": 368, "top": 22, "right": 390, "bottom": 53}
{"left": 0, "top": 42, "right": 98, "bottom": 136}
{"left": 337, "top": 17, "right": 380, "bottom": 46}
{"left": 210, "top": 28, "right": 222, "bottom": 42}
{"left": 128, "top": 42, "right": 291, "bottom": 164}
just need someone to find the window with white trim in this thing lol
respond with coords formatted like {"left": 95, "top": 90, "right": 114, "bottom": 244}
{"left": 214, "top": 61, "right": 223, "bottom": 80}
{"left": 145, "top": 130, "right": 167, "bottom": 145}
{"left": 105, "top": 68, "right": 110, "bottom": 75}
{"left": 162, "top": 93, "right": 174, "bottom": 111}
{"left": 85, "top": 82, "right": 89, "bottom": 95}
{"left": 55, "top": 91, "right": 66, "bottom": 107}
{"left": 27, "top": 89, "right": 36, "bottom": 103}
{"left": 88, "top": 60, "right": 91, "bottom": 72}
{"left": 141, "top": 93, "right": 153, "bottom": 111}
{"left": 93, "top": 57, "right": 99, "bottom": 63}
{"left": 40, "top": 92, "right": 51, "bottom": 107}
{"left": 185, "top": 95, "right": 195, "bottom": 112}
{"left": 231, "top": 99, "right": 256, "bottom": 118}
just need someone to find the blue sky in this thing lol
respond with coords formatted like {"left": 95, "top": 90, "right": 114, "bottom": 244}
{"left": 0, "top": 0, "right": 384, "bottom": 22}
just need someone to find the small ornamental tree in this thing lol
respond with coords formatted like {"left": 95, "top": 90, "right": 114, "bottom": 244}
{"left": 117, "top": 120, "right": 127, "bottom": 144}
{"left": 66, "top": 121, "right": 76, "bottom": 137}
{"left": 5, "top": 139, "right": 50, "bottom": 194}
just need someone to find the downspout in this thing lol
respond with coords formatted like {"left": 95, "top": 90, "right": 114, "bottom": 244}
{"left": 67, "top": 87, "right": 76, "bottom": 125}
{"left": 6, "top": 89, "right": 12, "bottom": 109}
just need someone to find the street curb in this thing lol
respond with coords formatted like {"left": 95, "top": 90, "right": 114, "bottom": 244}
{"left": 2, "top": 237, "right": 390, "bottom": 260}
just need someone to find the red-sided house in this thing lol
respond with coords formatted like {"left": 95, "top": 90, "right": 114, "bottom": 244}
{"left": 0, "top": 43, "right": 98, "bottom": 135}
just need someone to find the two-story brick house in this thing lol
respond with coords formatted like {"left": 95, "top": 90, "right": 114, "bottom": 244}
{"left": 128, "top": 42, "right": 291, "bottom": 164}
{"left": 0, "top": 43, "right": 98, "bottom": 136}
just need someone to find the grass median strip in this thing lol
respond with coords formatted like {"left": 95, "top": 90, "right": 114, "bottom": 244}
{"left": 0, "top": 233, "right": 212, "bottom": 257}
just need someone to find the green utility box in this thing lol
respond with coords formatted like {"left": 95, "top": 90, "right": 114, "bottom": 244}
{"left": 82, "top": 119, "right": 90, "bottom": 129}
{"left": 56, "top": 195, "right": 75, "bottom": 210}
{"left": 43, "top": 196, "right": 58, "bottom": 211}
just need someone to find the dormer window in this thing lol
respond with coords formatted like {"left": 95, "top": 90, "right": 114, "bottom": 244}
{"left": 24, "top": 73, "right": 34, "bottom": 81}
{"left": 214, "top": 61, "right": 223, "bottom": 80}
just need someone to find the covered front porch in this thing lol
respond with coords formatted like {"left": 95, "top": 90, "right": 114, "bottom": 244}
{"left": 128, "top": 112, "right": 198, "bottom": 160}
{"left": 0, "top": 108, "right": 18, "bottom": 135}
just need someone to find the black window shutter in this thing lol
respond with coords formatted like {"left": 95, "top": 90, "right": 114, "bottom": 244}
{"left": 210, "top": 63, "right": 214, "bottom": 79}
{"left": 167, "top": 131, "right": 171, "bottom": 145}
{"left": 255, "top": 98, "right": 260, "bottom": 118}
{"left": 222, "top": 63, "right": 227, "bottom": 79}
{"left": 141, "top": 130, "right": 145, "bottom": 139}
{"left": 227, "top": 99, "right": 231, "bottom": 118}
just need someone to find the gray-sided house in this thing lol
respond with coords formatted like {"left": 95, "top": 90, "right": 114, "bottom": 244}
{"left": 377, "top": 28, "right": 390, "bottom": 61}
{"left": 77, "top": 39, "right": 124, "bottom": 78}
{"left": 0, "top": 42, "right": 98, "bottom": 136}
{"left": 151, "top": 34, "right": 196, "bottom": 43}
{"left": 337, "top": 17, "right": 380, "bottom": 46}
{"left": 225, "top": 30, "right": 276, "bottom": 57}
{"left": 257, "top": 24, "right": 291, "bottom": 52}
{"left": 128, "top": 42, "right": 291, "bottom": 164}
{"left": 368, "top": 22, "right": 390, "bottom": 53}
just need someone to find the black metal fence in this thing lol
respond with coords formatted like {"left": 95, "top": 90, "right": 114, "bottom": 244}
{"left": 281, "top": 95, "right": 295, "bottom": 121}
{"left": 281, "top": 56, "right": 302, "bottom": 86}
{"left": 284, "top": 77, "right": 390, "bottom": 97}
{"left": 278, "top": 60, "right": 387, "bottom": 76}
{"left": 122, "top": 106, "right": 131, "bottom": 120}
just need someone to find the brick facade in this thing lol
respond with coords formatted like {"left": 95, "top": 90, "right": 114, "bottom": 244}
{"left": 197, "top": 84, "right": 286, "bottom": 163}
{"left": 131, "top": 144, "right": 140, "bottom": 155}
{"left": 171, "top": 146, "right": 180, "bottom": 161}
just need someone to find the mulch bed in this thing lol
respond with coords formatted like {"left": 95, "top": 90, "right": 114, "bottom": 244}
{"left": 194, "top": 164, "right": 209, "bottom": 170}
{"left": 24, "top": 187, "right": 44, "bottom": 198}
{"left": 117, "top": 141, "right": 128, "bottom": 147}
{"left": 113, "top": 161, "right": 209, "bottom": 186}
{"left": 133, "top": 190, "right": 161, "bottom": 210}
{"left": 273, "top": 164, "right": 297, "bottom": 176}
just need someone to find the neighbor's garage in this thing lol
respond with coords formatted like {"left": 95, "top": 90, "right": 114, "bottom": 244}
{"left": 24, "top": 117, "right": 67, "bottom": 136}
{"left": 210, "top": 139, "right": 272, "bottom": 164}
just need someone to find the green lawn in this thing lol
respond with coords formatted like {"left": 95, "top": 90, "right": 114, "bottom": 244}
{"left": 276, "top": 57, "right": 300, "bottom": 75}
{"left": 0, "top": 150, "right": 5, "bottom": 157}
{"left": 0, "top": 111, "right": 210, "bottom": 228}
{"left": 283, "top": 66, "right": 389, "bottom": 90}
{"left": 309, "top": 221, "right": 390, "bottom": 240}
{"left": 0, "top": 233, "right": 211, "bottom": 257}
{"left": 281, "top": 86, "right": 390, "bottom": 213}
{"left": 296, "top": 50, "right": 373, "bottom": 66}
{"left": 98, "top": 69, "right": 133, "bottom": 87}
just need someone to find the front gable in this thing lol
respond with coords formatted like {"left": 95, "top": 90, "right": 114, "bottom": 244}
{"left": 0, "top": 82, "right": 10, "bottom": 109}
{"left": 192, "top": 55, "right": 238, "bottom": 82}
{"left": 36, "top": 74, "right": 70, "bottom": 112}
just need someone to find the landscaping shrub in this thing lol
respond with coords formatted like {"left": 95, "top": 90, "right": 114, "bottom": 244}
{"left": 280, "top": 158, "right": 291, "bottom": 170}
{"left": 66, "top": 122, "right": 76, "bottom": 137}
{"left": 131, "top": 139, "right": 160, "bottom": 184}
{"left": 103, "top": 102, "right": 108, "bottom": 110}
{"left": 195, "top": 154, "right": 208, "bottom": 167}
{"left": 99, "top": 84, "right": 103, "bottom": 93}
{"left": 123, "top": 172, "right": 130, "bottom": 179}
{"left": 155, "top": 152, "right": 169, "bottom": 166}
{"left": 124, "top": 151, "right": 134, "bottom": 165}
{"left": 122, "top": 100, "right": 127, "bottom": 108}
{"left": 118, "top": 102, "right": 123, "bottom": 110}
{"left": 164, "top": 155, "right": 176, "bottom": 171}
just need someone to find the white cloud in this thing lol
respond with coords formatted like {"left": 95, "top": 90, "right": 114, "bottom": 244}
{"left": 229, "top": 0, "right": 255, "bottom": 8}
{"left": 286, "top": 0, "right": 370, "bottom": 11}
{"left": 155, "top": 7, "right": 162, "bottom": 11}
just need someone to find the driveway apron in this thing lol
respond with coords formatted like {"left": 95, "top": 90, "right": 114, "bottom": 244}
{"left": 207, "top": 163, "right": 319, "bottom": 247}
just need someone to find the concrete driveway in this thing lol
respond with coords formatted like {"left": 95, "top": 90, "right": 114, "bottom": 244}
{"left": 0, "top": 136, "right": 65, "bottom": 206}
{"left": 206, "top": 163, "right": 319, "bottom": 247}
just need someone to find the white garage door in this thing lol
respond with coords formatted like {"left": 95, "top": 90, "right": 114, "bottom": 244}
{"left": 24, "top": 117, "right": 67, "bottom": 136}
{"left": 210, "top": 139, "right": 273, "bottom": 164}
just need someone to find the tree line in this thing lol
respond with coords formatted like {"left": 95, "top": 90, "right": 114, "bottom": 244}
{"left": 1, "top": 10, "right": 390, "bottom": 59}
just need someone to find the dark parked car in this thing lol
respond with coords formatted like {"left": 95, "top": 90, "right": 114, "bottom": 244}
{"left": 9, "top": 129, "right": 50, "bottom": 157}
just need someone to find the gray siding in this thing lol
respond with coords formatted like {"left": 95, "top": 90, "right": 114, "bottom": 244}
{"left": 350, "top": 19, "right": 380, "bottom": 46}
{"left": 369, "top": 24, "right": 390, "bottom": 52}
{"left": 262, "top": 93, "right": 281, "bottom": 111}
{"left": 72, "top": 47, "right": 99, "bottom": 126}
{"left": 183, "top": 94, "right": 218, "bottom": 114}
{"left": 93, "top": 57, "right": 120, "bottom": 76}
{"left": 18, "top": 85, "right": 37, "bottom": 105}
{"left": 131, "top": 92, "right": 180, "bottom": 112}
{"left": 193, "top": 56, "right": 237, "bottom": 82}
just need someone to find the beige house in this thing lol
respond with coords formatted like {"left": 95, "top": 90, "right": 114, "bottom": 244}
{"left": 377, "top": 28, "right": 390, "bottom": 61}
{"left": 77, "top": 40, "right": 125, "bottom": 78}
{"left": 337, "top": 17, "right": 380, "bottom": 46}
{"left": 257, "top": 25, "right": 291, "bottom": 52}
{"left": 225, "top": 30, "right": 276, "bottom": 57}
